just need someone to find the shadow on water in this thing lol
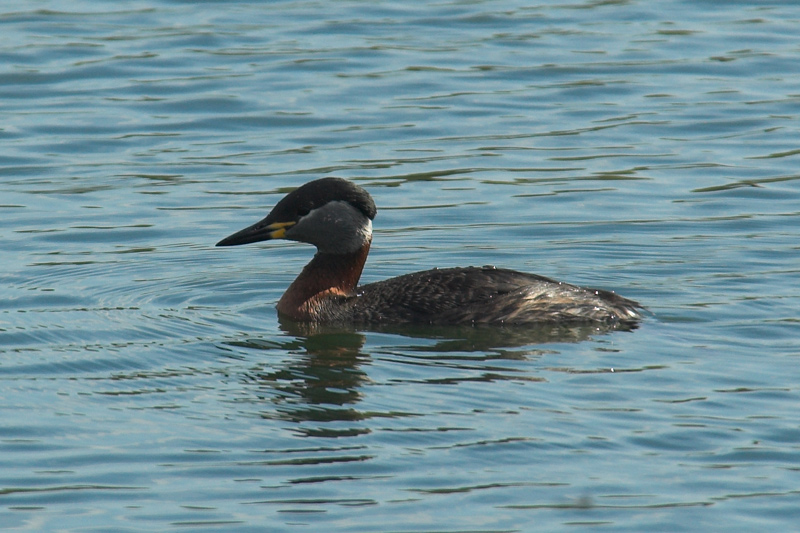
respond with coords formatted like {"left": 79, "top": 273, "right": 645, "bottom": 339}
{"left": 223, "top": 317, "right": 640, "bottom": 434}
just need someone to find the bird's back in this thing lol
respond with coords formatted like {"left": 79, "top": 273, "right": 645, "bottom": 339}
{"left": 323, "top": 266, "right": 641, "bottom": 325}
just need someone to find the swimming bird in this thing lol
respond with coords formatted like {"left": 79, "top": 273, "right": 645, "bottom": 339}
{"left": 217, "top": 177, "right": 642, "bottom": 326}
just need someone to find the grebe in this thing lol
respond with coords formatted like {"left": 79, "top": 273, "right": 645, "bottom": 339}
{"left": 217, "top": 178, "right": 642, "bottom": 325}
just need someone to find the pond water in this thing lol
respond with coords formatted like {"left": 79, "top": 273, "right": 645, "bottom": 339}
{"left": 1, "top": 1, "right": 799, "bottom": 531}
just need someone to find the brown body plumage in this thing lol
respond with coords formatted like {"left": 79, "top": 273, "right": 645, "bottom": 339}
{"left": 217, "top": 178, "right": 643, "bottom": 326}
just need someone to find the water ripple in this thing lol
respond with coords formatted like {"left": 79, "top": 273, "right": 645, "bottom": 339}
{"left": 2, "top": 1, "right": 800, "bottom": 531}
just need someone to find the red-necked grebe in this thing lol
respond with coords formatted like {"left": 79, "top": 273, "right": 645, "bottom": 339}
{"left": 217, "top": 177, "right": 642, "bottom": 325}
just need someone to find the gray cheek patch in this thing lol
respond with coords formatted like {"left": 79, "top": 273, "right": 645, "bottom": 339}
{"left": 287, "top": 201, "right": 372, "bottom": 254}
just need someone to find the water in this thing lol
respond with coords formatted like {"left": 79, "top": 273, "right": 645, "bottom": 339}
{"left": 2, "top": 1, "right": 799, "bottom": 531}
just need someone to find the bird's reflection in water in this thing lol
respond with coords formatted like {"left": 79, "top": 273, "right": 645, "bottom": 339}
{"left": 232, "top": 328, "right": 371, "bottom": 438}
{"left": 357, "top": 320, "right": 637, "bottom": 353}
{"left": 280, "top": 315, "right": 638, "bottom": 352}
{"left": 228, "top": 317, "right": 637, "bottom": 436}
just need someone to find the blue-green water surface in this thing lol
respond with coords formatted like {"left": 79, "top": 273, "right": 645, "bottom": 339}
{"left": 2, "top": 1, "right": 799, "bottom": 531}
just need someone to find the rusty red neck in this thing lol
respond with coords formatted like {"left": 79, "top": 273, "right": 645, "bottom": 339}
{"left": 277, "top": 238, "right": 371, "bottom": 321}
